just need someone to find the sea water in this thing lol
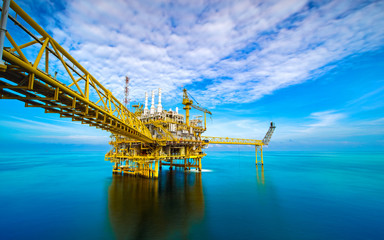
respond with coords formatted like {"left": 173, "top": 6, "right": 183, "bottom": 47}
{"left": 0, "top": 150, "right": 383, "bottom": 240}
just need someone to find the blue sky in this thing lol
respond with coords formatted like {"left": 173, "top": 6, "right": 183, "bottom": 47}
{"left": 0, "top": 0, "right": 383, "bottom": 151}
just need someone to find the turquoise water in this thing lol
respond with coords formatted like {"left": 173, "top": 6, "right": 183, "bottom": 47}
{"left": 0, "top": 150, "right": 383, "bottom": 239}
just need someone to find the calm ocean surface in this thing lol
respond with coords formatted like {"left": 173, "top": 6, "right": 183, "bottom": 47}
{"left": 0, "top": 150, "right": 383, "bottom": 240}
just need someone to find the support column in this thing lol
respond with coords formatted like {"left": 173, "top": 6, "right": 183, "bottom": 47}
{"left": 198, "top": 158, "right": 202, "bottom": 171}
{"left": 255, "top": 145, "right": 258, "bottom": 165}
{"left": 261, "top": 145, "right": 264, "bottom": 165}
{"left": 184, "top": 106, "right": 190, "bottom": 125}
{"left": 113, "top": 162, "right": 119, "bottom": 174}
{"left": 204, "top": 112, "right": 207, "bottom": 130}
{"left": 184, "top": 158, "right": 187, "bottom": 171}
{"left": 255, "top": 145, "right": 264, "bottom": 165}
{"left": 154, "top": 161, "right": 159, "bottom": 178}
{"left": 137, "top": 163, "right": 140, "bottom": 177}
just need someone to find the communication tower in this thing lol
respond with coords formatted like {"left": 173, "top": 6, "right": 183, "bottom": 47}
{"left": 124, "top": 76, "right": 130, "bottom": 109}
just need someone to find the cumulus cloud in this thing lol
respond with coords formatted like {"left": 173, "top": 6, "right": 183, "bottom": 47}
{"left": 33, "top": 0, "right": 383, "bottom": 106}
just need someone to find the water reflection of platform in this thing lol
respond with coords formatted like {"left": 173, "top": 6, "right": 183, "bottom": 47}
{"left": 108, "top": 171, "right": 204, "bottom": 240}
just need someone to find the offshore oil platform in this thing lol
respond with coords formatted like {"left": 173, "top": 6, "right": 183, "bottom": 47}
{"left": 106, "top": 88, "right": 275, "bottom": 178}
{"left": 0, "top": 0, "right": 275, "bottom": 178}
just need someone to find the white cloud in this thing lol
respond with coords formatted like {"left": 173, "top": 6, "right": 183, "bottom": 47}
{"left": 31, "top": 0, "right": 383, "bottom": 107}
{"left": 199, "top": 1, "right": 384, "bottom": 104}
{"left": 347, "top": 86, "right": 384, "bottom": 107}
{"left": 305, "top": 110, "right": 345, "bottom": 129}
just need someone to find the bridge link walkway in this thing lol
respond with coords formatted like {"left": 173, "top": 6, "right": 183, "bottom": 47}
{"left": 0, "top": 0, "right": 153, "bottom": 143}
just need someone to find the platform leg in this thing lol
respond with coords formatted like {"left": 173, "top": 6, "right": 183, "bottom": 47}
{"left": 261, "top": 146, "right": 264, "bottom": 165}
{"left": 255, "top": 146, "right": 258, "bottom": 165}
{"left": 184, "top": 158, "right": 187, "bottom": 171}
{"left": 154, "top": 161, "right": 159, "bottom": 178}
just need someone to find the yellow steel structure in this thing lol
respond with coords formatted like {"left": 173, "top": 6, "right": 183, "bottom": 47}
{"left": 0, "top": 0, "right": 152, "bottom": 143}
{"left": 182, "top": 88, "right": 212, "bottom": 130}
{"left": 0, "top": 0, "right": 276, "bottom": 178}
{"left": 201, "top": 136, "right": 264, "bottom": 145}
{"left": 201, "top": 122, "right": 276, "bottom": 165}
{"left": 201, "top": 136, "right": 265, "bottom": 164}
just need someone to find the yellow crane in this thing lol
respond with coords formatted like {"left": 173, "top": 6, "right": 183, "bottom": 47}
{"left": 0, "top": 0, "right": 275, "bottom": 178}
{"left": 182, "top": 88, "right": 212, "bottom": 130}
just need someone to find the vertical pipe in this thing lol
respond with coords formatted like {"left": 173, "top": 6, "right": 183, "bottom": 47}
{"left": 154, "top": 161, "right": 159, "bottom": 178}
{"left": 184, "top": 158, "right": 187, "bottom": 171}
{"left": 186, "top": 107, "right": 190, "bottom": 125}
{"left": 198, "top": 158, "right": 202, "bottom": 171}
{"left": 148, "top": 164, "right": 151, "bottom": 178}
{"left": 0, "top": 0, "right": 11, "bottom": 66}
{"left": 255, "top": 145, "right": 258, "bottom": 165}
{"left": 261, "top": 146, "right": 263, "bottom": 165}
{"left": 204, "top": 112, "right": 206, "bottom": 129}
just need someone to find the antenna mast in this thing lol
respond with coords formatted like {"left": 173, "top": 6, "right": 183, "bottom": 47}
{"left": 124, "top": 76, "right": 130, "bottom": 109}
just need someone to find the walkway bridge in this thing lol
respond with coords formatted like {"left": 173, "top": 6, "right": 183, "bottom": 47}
{"left": 0, "top": 0, "right": 153, "bottom": 143}
{"left": 201, "top": 123, "right": 276, "bottom": 165}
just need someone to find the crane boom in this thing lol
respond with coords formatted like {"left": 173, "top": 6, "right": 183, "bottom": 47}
{"left": 182, "top": 88, "right": 212, "bottom": 129}
{"left": 191, "top": 104, "right": 212, "bottom": 115}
